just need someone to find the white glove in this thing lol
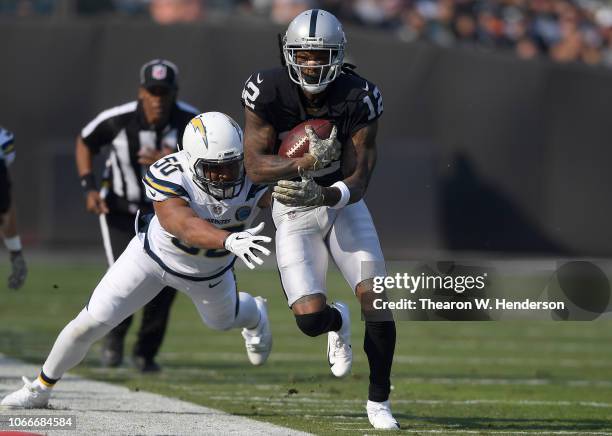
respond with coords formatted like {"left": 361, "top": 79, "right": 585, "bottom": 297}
{"left": 304, "top": 125, "right": 341, "bottom": 171}
{"left": 224, "top": 222, "right": 272, "bottom": 269}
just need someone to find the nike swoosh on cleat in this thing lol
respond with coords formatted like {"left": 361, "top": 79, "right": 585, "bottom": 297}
{"left": 208, "top": 280, "right": 222, "bottom": 288}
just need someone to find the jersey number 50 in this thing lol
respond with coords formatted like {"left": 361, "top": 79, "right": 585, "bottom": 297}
{"left": 153, "top": 156, "right": 183, "bottom": 176}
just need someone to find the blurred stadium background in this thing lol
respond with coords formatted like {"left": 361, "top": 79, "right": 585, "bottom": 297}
{"left": 3, "top": 0, "right": 612, "bottom": 256}
{"left": 2, "top": 1, "right": 612, "bottom": 434}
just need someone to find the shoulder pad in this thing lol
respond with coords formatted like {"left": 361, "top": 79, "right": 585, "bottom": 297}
{"left": 143, "top": 153, "right": 190, "bottom": 201}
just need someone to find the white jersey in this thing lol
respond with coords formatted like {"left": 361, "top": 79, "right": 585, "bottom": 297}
{"left": 0, "top": 127, "right": 16, "bottom": 166}
{"left": 140, "top": 151, "right": 268, "bottom": 280}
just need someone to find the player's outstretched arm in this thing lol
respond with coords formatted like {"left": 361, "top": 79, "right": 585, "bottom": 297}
{"left": 154, "top": 198, "right": 230, "bottom": 250}
{"left": 155, "top": 198, "right": 272, "bottom": 269}
{"left": 244, "top": 109, "right": 314, "bottom": 184}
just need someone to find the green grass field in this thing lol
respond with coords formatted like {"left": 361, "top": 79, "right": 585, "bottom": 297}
{"left": 1, "top": 260, "right": 612, "bottom": 435}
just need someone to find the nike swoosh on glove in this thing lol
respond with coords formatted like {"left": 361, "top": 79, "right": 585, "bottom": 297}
{"left": 224, "top": 222, "right": 272, "bottom": 269}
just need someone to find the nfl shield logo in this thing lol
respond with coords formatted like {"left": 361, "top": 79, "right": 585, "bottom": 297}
{"left": 152, "top": 65, "right": 167, "bottom": 80}
{"left": 212, "top": 205, "right": 223, "bottom": 215}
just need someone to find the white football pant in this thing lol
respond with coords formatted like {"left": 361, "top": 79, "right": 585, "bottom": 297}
{"left": 42, "top": 237, "right": 259, "bottom": 380}
{"left": 273, "top": 199, "right": 386, "bottom": 306}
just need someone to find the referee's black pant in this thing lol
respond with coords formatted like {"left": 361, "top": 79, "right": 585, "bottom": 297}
{"left": 103, "top": 211, "right": 177, "bottom": 361}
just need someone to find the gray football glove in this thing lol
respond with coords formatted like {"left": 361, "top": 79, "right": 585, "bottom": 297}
{"left": 8, "top": 251, "right": 27, "bottom": 290}
{"left": 304, "top": 125, "right": 341, "bottom": 171}
{"left": 273, "top": 175, "right": 325, "bottom": 207}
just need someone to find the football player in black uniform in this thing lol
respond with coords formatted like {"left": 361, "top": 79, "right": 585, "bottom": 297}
{"left": 241, "top": 9, "right": 398, "bottom": 430}
{"left": 0, "top": 127, "right": 27, "bottom": 290}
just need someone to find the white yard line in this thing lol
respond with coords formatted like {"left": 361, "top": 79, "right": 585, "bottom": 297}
{"left": 210, "top": 395, "right": 612, "bottom": 409}
{"left": 163, "top": 351, "right": 612, "bottom": 368}
{"left": 0, "top": 355, "right": 310, "bottom": 436}
{"left": 335, "top": 430, "right": 612, "bottom": 435}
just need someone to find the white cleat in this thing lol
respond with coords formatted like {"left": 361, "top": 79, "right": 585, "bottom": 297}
{"left": 367, "top": 400, "right": 400, "bottom": 430}
{"left": 327, "top": 301, "right": 352, "bottom": 377}
{"left": 1, "top": 376, "right": 51, "bottom": 409}
{"left": 242, "top": 296, "right": 272, "bottom": 366}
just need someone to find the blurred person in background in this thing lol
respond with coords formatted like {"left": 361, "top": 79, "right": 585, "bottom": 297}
{"left": 453, "top": 12, "right": 479, "bottom": 47}
{"left": 75, "top": 59, "right": 199, "bottom": 372}
{"left": 0, "top": 127, "right": 27, "bottom": 290}
{"left": 149, "top": 0, "right": 205, "bottom": 24}
{"left": 271, "top": 0, "right": 312, "bottom": 24}
{"left": 515, "top": 36, "right": 541, "bottom": 59}
{"left": 397, "top": 7, "right": 428, "bottom": 43}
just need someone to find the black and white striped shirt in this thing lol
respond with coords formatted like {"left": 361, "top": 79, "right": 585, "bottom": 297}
{"left": 81, "top": 100, "right": 199, "bottom": 214}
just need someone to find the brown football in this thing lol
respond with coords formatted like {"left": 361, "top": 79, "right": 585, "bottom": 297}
{"left": 278, "top": 119, "right": 334, "bottom": 158}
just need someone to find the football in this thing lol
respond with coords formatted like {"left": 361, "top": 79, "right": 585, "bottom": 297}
{"left": 278, "top": 119, "right": 334, "bottom": 158}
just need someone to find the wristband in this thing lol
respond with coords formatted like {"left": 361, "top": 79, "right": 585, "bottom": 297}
{"left": 80, "top": 173, "right": 97, "bottom": 192}
{"left": 330, "top": 181, "right": 350, "bottom": 209}
{"left": 4, "top": 235, "right": 22, "bottom": 252}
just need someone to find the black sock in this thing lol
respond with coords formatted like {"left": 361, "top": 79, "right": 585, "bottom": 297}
{"left": 364, "top": 320, "right": 396, "bottom": 402}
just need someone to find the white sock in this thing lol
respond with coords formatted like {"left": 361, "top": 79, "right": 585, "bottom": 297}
{"left": 233, "top": 292, "right": 260, "bottom": 330}
{"left": 32, "top": 376, "right": 52, "bottom": 391}
{"left": 4, "top": 236, "right": 22, "bottom": 252}
{"left": 42, "top": 308, "right": 113, "bottom": 380}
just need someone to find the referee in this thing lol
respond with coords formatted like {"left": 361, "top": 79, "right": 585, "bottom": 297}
{"left": 75, "top": 59, "right": 199, "bottom": 372}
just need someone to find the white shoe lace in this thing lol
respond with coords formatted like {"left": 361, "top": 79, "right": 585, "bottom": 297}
{"left": 331, "top": 336, "right": 351, "bottom": 358}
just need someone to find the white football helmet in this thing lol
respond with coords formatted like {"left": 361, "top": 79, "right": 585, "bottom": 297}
{"left": 181, "top": 112, "right": 244, "bottom": 199}
{"left": 283, "top": 9, "right": 346, "bottom": 94}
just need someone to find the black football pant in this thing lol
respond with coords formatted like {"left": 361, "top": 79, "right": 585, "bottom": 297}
{"left": 0, "top": 161, "right": 11, "bottom": 215}
{"left": 102, "top": 212, "right": 177, "bottom": 360}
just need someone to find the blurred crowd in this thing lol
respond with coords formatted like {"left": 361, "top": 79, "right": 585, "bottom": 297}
{"left": 4, "top": 0, "right": 612, "bottom": 68}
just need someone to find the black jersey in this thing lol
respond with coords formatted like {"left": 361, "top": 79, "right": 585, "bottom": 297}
{"left": 0, "top": 126, "right": 15, "bottom": 213}
{"left": 241, "top": 66, "right": 383, "bottom": 186}
{"left": 81, "top": 100, "right": 199, "bottom": 214}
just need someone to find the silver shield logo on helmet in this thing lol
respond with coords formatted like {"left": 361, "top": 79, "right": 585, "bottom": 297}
{"left": 283, "top": 9, "right": 346, "bottom": 94}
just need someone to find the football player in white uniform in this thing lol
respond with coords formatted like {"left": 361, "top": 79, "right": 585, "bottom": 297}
{"left": 0, "top": 127, "right": 27, "bottom": 290}
{"left": 1, "top": 112, "right": 273, "bottom": 408}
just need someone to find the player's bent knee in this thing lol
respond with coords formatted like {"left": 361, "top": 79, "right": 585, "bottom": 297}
{"left": 291, "top": 293, "right": 327, "bottom": 315}
{"left": 294, "top": 306, "right": 336, "bottom": 337}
